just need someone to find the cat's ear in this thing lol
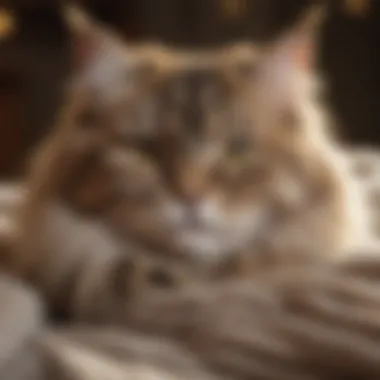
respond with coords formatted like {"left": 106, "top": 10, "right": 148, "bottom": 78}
{"left": 268, "top": 4, "right": 325, "bottom": 72}
{"left": 257, "top": 4, "right": 326, "bottom": 105}
{"left": 63, "top": 5, "right": 134, "bottom": 96}
{"left": 64, "top": 5, "right": 123, "bottom": 69}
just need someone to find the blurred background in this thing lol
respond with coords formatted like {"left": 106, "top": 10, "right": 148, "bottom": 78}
{"left": 0, "top": 0, "right": 378, "bottom": 178}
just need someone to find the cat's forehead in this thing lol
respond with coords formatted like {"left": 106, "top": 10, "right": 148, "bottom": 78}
{"left": 123, "top": 44, "right": 264, "bottom": 113}
{"left": 106, "top": 45, "right": 263, "bottom": 138}
{"left": 155, "top": 67, "right": 226, "bottom": 106}
{"left": 128, "top": 43, "right": 262, "bottom": 83}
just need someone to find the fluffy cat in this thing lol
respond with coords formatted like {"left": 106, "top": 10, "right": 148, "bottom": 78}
{"left": 4, "top": 5, "right": 367, "bottom": 321}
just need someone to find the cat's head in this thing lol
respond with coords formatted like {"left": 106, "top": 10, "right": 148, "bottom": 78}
{"left": 38, "top": 6, "right": 330, "bottom": 262}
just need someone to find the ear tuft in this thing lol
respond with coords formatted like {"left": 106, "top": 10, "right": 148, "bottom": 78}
{"left": 63, "top": 4, "right": 130, "bottom": 77}
{"left": 63, "top": 4, "right": 96, "bottom": 62}
{"left": 63, "top": 4, "right": 113, "bottom": 70}
{"left": 289, "top": 3, "right": 327, "bottom": 70}
{"left": 62, "top": 4, "right": 138, "bottom": 105}
{"left": 293, "top": 3, "right": 327, "bottom": 40}
{"left": 270, "top": 3, "right": 327, "bottom": 73}
{"left": 63, "top": 4, "right": 93, "bottom": 34}
{"left": 255, "top": 4, "right": 327, "bottom": 112}
{"left": 260, "top": 2, "right": 327, "bottom": 82}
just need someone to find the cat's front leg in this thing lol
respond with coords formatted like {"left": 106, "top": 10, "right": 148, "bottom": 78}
{"left": 69, "top": 249, "right": 198, "bottom": 326}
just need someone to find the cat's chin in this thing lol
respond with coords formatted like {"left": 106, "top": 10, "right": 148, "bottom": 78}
{"left": 176, "top": 227, "right": 255, "bottom": 263}
{"left": 178, "top": 231, "right": 235, "bottom": 262}
{"left": 161, "top": 202, "right": 268, "bottom": 262}
{"left": 161, "top": 199, "right": 268, "bottom": 259}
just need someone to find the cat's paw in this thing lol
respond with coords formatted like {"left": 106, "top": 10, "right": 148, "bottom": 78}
{"left": 112, "top": 254, "right": 190, "bottom": 302}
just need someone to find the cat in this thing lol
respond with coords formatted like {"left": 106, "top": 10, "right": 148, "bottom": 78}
{"left": 3, "top": 4, "right": 367, "bottom": 323}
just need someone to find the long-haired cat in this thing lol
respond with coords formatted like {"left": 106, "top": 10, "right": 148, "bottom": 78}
{"left": 5, "top": 5, "right": 368, "bottom": 321}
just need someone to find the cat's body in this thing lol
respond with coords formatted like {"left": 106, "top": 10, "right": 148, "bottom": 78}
{"left": 1, "top": 5, "right": 369, "bottom": 322}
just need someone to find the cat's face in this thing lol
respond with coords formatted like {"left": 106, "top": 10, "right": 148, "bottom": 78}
{"left": 52, "top": 7, "right": 324, "bottom": 262}
{"left": 106, "top": 56, "right": 279, "bottom": 260}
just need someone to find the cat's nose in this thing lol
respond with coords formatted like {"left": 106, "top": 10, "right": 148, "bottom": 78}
{"left": 174, "top": 169, "right": 206, "bottom": 208}
{"left": 179, "top": 187, "right": 205, "bottom": 209}
{"left": 182, "top": 190, "right": 203, "bottom": 207}
{"left": 177, "top": 189, "right": 204, "bottom": 227}
{"left": 175, "top": 180, "right": 204, "bottom": 207}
